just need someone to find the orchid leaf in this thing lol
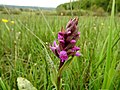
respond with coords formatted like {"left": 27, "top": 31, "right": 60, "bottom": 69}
{"left": 58, "top": 57, "right": 74, "bottom": 76}
{"left": 17, "top": 77, "right": 37, "bottom": 90}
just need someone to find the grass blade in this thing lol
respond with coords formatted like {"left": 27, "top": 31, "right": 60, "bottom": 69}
{"left": 102, "top": 0, "right": 115, "bottom": 89}
{"left": 0, "top": 77, "right": 7, "bottom": 90}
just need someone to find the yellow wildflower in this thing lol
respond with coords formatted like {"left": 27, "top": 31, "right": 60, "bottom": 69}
{"left": 11, "top": 21, "right": 15, "bottom": 24}
{"left": 2, "top": 19, "right": 8, "bottom": 23}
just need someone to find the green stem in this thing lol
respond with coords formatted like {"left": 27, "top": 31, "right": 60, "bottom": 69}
{"left": 57, "top": 60, "right": 64, "bottom": 90}
{"left": 57, "top": 75, "right": 61, "bottom": 90}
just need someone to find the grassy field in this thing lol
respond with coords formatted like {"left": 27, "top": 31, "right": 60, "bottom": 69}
{"left": 0, "top": 10, "right": 120, "bottom": 90}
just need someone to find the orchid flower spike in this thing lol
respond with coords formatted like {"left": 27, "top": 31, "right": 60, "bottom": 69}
{"left": 50, "top": 18, "right": 81, "bottom": 62}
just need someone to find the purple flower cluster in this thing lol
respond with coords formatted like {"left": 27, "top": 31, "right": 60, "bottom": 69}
{"left": 50, "top": 18, "right": 80, "bottom": 62}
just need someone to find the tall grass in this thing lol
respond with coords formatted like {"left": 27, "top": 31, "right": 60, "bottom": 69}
{"left": 102, "top": 0, "right": 116, "bottom": 89}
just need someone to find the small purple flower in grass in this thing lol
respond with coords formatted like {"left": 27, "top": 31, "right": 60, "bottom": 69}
{"left": 75, "top": 52, "right": 81, "bottom": 56}
{"left": 58, "top": 32, "right": 64, "bottom": 40}
{"left": 50, "top": 41, "right": 60, "bottom": 57}
{"left": 59, "top": 51, "right": 68, "bottom": 62}
{"left": 72, "top": 46, "right": 80, "bottom": 51}
{"left": 70, "top": 40, "right": 76, "bottom": 44}
{"left": 50, "top": 17, "right": 81, "bottom": 63}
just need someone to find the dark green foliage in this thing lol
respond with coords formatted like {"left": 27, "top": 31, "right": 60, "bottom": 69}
{"left": 0, "top": 6, "right": 4, "bottom": 11}
{"left": 56, "top": 0, "right": 120, "bottom": 15}
{"left": 1, "top": 8, "right": 21, "bottom": 15}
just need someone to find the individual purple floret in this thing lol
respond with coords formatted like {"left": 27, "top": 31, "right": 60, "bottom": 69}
{"left": 59, "top": 51, "right": 68, "bottom": 62}
{"left": 50, "top": 18, "right": 80, "bottom": 62}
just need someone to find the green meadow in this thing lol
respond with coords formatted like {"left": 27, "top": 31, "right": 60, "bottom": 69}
{"left": 0, "top": 4, "right": 120, "bottom": 90}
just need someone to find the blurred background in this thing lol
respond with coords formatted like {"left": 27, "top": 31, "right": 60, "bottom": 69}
{"left": 0, "top": 0, "right": 120, "bottom": 16}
